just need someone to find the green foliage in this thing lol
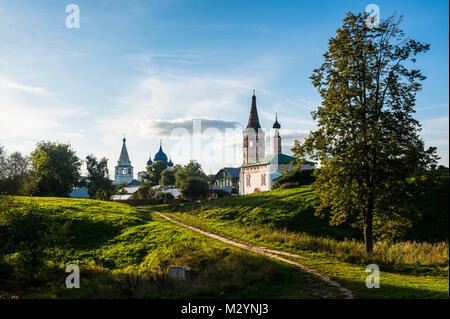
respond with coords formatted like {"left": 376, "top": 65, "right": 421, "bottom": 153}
{"left": 141, "top": 161, "right": 168, "bottom": 186}
{"left": 292, "top": 13, "right": 438, "bottom": 253}
{"left": 180, "top": 177, "right": 209, "bottom": 201}
{"left": 86, "top": 154, "right": 115, "bottom": 200}
{"left": 273, "top": 169, "right": 316, "bottom": 189}
{"left": 29, "top": 141, "right": 81, "bottom": 197}
{"left": 0, "top": 149, "right": 29, "bottom": 195}
{"left": 160, "top": 168, "right": 176, "bottom": 186}
{"left": 0, "top": 196, "right": 338, "bottom": 299}
{"left": 173, "top": 160, "right": 209, "bottom": 201}
{"left": 175, "top": 160, "right": 207, "bottom": 188}
{"left": 0, "top": 201, "right": 69, "bottom": 278}
{"left": 133, "top": 182, "right": 156, "bottom": 199}
{"left": 154, "top": 192, "right": 174, "bottom": 203}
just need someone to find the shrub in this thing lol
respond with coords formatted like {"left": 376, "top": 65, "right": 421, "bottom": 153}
{"left": 278, "top": 182, "right": 299, "bottom": 189}
{"left": 273, "top": 169, "right": 316, "bottom": 189}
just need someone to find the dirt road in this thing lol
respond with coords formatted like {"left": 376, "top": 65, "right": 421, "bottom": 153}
{"left": 155, "top": 212, "right": 354, "bottom": 299}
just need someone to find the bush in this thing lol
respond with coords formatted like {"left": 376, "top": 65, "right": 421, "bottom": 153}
{"left": 278, "top": 182, "right": 299, "bottom": 189}
{"left": 155, "top": 192, "right": 174, "bottom": 203}
{"left": 273, "top": 169, "right": 316, "bottom": 189}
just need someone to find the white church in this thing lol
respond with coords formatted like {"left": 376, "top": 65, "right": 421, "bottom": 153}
{"left": 239, "top": 93, "right": 315, "bottom": 195}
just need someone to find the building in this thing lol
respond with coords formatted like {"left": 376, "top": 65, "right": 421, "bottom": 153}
{"left": 114, "top": 137, "right": 134, "bottom": 184}
{"left": 211, "top": 167, "right": 240, "bottom": 194}
{"left": 239, "top": 93, "right": 315, "bottom": 195}
{"left": 138, "top": 141, "right": 175, "bottom": 181}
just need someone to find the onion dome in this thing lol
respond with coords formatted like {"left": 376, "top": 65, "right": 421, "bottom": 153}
{"left": 168, "top": 158, "right": 174, "bottom": 167}
{"left": 154, "top": 141, "right": 168, "bottom": 163}
{"left": 272, "top": 113, "right": 281, "bottom": 130}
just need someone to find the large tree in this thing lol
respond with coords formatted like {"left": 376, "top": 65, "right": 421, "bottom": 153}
{"left": 141, "top": 161, "right": 168, "bottom": 186}
{"left": 86, "top": 154, "right": 115, "bottom": 200}
{"left": 0, "top": 147, "right": 30, "bottom": 195}
{"left": 29, "top": 141, "right": 81, "bottom": 197}
{"left": 175, "top": 160, "right": 207, "bottom": 188}
{"left": 292, "top": 13, "right": 438, "bottom": 253}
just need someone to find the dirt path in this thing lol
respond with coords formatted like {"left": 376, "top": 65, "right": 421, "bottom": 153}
{"left": 155, "top": 212, "right": 354, "bottom": 299}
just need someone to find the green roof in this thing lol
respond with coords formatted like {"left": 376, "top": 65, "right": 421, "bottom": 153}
{"left": 242, "top": 154, "right": 315, "bottom": 168}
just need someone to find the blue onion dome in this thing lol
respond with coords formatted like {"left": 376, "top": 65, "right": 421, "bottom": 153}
{"left": 273, "top": 113, "right": 281, "bottom": 129}
{"left": 168, "top": 158, "right": 174, "bottom": 167}
{"left": 146, "top": 154, "right": 153, "bottom": 166}
{"left": 154, "top": 143, "right": 168, "bottom": 163}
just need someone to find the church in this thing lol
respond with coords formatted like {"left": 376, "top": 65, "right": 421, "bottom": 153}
{"left": 239, "top": 93, "right": 315, "bottom": 195}
{"left": 114, "top": 138, "right": 174, "bottom": 185}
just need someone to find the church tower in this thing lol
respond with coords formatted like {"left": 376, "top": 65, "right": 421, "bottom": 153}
{"left": 243, "top": 91, "right": 265, "bottom": 164}
{"left": 272, "top": 113, "right": 282, "bottom": 154}
{"left": 114, "top": 137, "right": 133, "bottom": 184}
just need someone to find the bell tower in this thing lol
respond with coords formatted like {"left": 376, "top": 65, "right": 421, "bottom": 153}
{"left": 114, "top": 137, "right": 134, "bottom": 184}
{"left": 243, "top": 91, "right": 265, "bottom": 164}
{"left": 272, "top": 113, "right": 282, "bottom": 154}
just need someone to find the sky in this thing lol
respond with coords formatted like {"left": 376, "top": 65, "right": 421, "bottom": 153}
{"left": 0, "top": 0, "right": 448, "bottom": 177}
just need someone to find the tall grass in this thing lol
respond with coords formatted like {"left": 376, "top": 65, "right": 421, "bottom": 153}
{"left": 253, "top": 226, "right": 449, "bottom": 266}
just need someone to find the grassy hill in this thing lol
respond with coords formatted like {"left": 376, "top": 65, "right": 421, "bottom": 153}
{"left": 0, "top": 196, "right": 345, "bottom": 299}
{"left": 147, "top": 186, "right": 449, "bottom": 298}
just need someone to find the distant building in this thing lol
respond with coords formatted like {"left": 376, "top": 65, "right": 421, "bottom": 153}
{"left": 212, "top": 167, "right": 240, "bottom": 194}
{"left": 137, "top": 141, "right": 175, "bottom": 181}
{"left": 114, "top": 137, "right": 134, "bottom": 184}
{"left": 239, "top": 93, "right": 315, "bottom": 195}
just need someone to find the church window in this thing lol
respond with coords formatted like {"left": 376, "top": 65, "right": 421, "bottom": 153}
{"left": 261, "top": 173, "right": 266, "bottom": 186}
{"left": 128, "top": 168, "right": 132, "bottom": 175}
{"left": 246, "top": 174, "right": 251, "bottom": 186}
{"left": 122, "top": 168, "right": 127, "bottom": 175}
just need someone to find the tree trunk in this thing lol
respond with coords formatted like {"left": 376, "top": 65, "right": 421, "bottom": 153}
{"left": 364, "top": 209, "right": 373, "bottom": 254}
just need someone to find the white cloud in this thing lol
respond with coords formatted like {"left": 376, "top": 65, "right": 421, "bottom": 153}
{"left": 0, "top": 77, "right": 88, "bottom": 143}
{"left": 0, "top": 77, "right": 52, "bottom": 95}
{"left": 421, "top": 116, "right": 449, "bottom": 165}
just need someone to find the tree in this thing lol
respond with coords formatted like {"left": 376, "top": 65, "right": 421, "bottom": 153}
{"left": 0, "top": 148, "right": 29, "bottom": 195}
{"left": 86, "top": 154, "right": 115, "bottom": 200}
{"left": 0, "top": 205, "right": 68, "bottom": 280}
{"left": 292, "top": 13, "right": 438, "bottom": 253}
{"left": 133, "top": 182, "right": 155, "bottom": 199}
{"left": 29, "top": 141, "right": 81, "bottom": 197}
{"left": 179, "top": 177, "right": 209, "bottom": 201}
{"left": 175, "top": 160, "right": 207, "bottom": 188}
{"left": 160, "top": 168, "right": 176, "bottom": 185}
{"left": 141, "top": 161, "right": 168, "bottom": 186}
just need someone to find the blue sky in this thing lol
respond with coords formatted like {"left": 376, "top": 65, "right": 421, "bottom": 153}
{"left": 0, "top": 0, "right": 448, "bottom": 176}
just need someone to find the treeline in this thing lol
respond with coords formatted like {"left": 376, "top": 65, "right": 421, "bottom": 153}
{"left": 0, "top": 141, "right": 118, "bottom": 200}
{"left": 0, "top": 141, "right": 212, "bottom": 202}
{"left": 133, "top": 160, "right": 210, "bottom": 201}
{"left": 273, "top": 167, "right": 449, "bottom": 242}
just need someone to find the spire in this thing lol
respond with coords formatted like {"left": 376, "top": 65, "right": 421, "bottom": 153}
{"left": 118, "top": 137, "right": 131, "bottom": 166}
{"left": 246, "top": 91, "right": 261, "bottom": 129}
{"left": 273, "top": 112, "right": 281, "bottom": 129}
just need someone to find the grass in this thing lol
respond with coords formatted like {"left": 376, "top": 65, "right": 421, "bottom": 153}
{"left": 141, "top": 186, "right": 449, "bottom": 298}
{"left": 0, "top": 196, "right": 345, "bottom": 299}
